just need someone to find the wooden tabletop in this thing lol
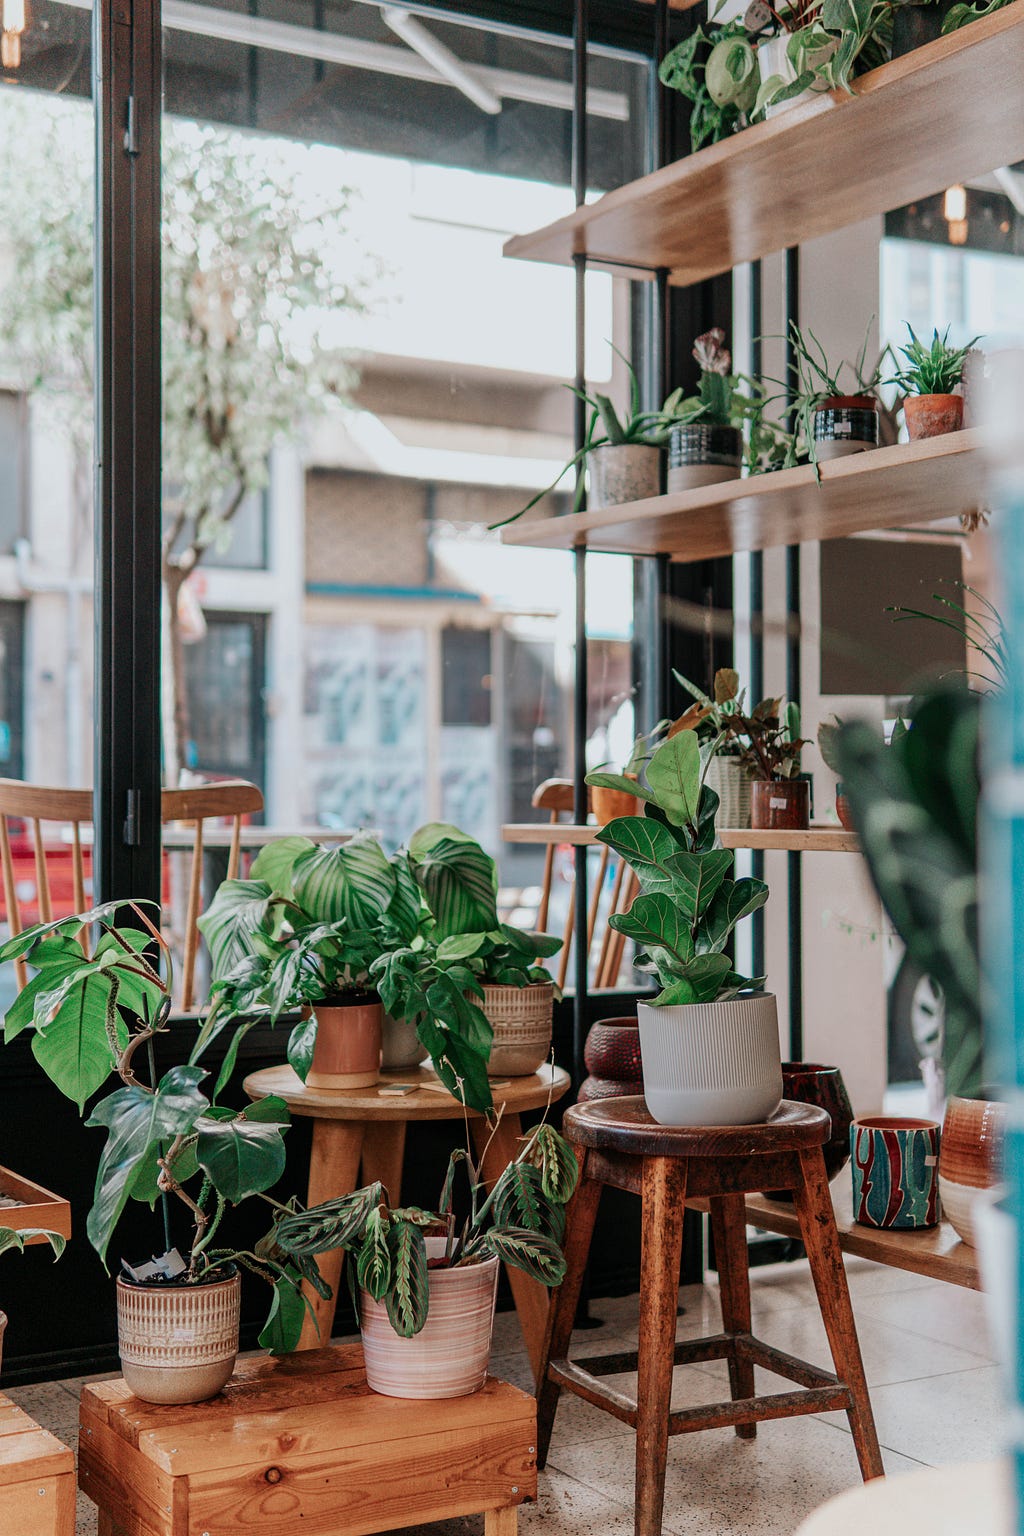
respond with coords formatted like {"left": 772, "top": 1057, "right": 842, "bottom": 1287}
{"left": 502, "top": 823, "right": 859, "bottom": 853}
{"left": 243, "top": 1062, "right": 571, "bottom": 1121}
{"left": 161, "top": 824, "right": 354, "bottom": 850}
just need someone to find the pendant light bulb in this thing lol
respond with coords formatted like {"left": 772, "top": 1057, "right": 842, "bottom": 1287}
{"left": 1, "top": 0, "right": 25, "bottom": 69}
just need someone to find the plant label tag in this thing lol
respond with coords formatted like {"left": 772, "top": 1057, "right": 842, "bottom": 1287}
{"left": 744, "top": 1, "right": 773, "bottom": 32}
{"left": 770, "top": 797, "right": 787, "bottom": 809}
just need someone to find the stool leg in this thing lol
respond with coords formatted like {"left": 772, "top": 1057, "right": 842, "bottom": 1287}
{"left": 536, "top": 1149, "right": 603, "bottom": 1469}
{"left": 793, "top": 1147, "right": 884, "bottom": 1481}
{"left": 709, "top": 1193, "right": 756, "bottom": 1441}
{"left": 635, "top": 1156, "right": 687, "bottom": 1536}
{"left": 297, "top": 1119, "right": 366, "bottom": 1349}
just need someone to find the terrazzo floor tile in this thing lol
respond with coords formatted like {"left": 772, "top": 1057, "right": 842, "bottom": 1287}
{"left": 817, "top": 1363, "right": 1006, "bottom": 1466}
{"left": 846, "top": 1278, "right": 996, "bottom": 1361}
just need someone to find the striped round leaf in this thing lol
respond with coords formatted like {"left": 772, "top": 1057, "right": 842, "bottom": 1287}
{"left": 250, "top": 837, "right": 317, "bottom": 900}
{"left": 198, "top": 879, "right": 279, "bottom": 979}
{"left": 292, "top": 835, "right": 396, "bottom": 928}
{"left": 384, "top": 1220, "right": 429, "bottom": 1338}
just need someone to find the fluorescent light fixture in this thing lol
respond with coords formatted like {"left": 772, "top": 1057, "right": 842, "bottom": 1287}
{"left": 52, "top": 0, "right": 630, "bottom": 122}
{"left": 381, "top": 6, "right": 501, "bottom": 115}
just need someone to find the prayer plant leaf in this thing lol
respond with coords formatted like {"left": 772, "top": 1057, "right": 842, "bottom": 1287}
{"left": 384, "top": 1220, "right": 429, "bottom": 1339}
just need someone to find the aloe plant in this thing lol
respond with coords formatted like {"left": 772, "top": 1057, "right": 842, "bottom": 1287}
{"left": 272, "top": 1120, "right": 578, "bottom": 1338}
{"left": 892, "top": 325, "right": 980, "bottom": 396}
{"left": 586, "top": 731, "right": 768, "bottom": 1006}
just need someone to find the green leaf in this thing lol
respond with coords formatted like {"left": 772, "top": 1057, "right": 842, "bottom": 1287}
{"left": 595, "top": 816, "right": 687, "bottom": 896}
{"left": 385, "top": 853, "right": 424, "bottom": 945}
{"left": 274, "top": 1184, "right": 383, "bottom": 1256}
{"left": 0, "top": 1227, "right": 66, "bottom": 1261}
{"left": 86, "top": 1065, "right": 209, "bottom": 1265}
{"left": 31, "top": 969, "right": 129, "bottom": 1110}
{"left": 584, "top": 770, "right": 658, "bottom": 807}
{"left": 286, "top": 1012, "right": 319, "bottom": 1084}
{"left": 653, "top": 954, "right": 732, "bottom": 1005}
{"left": 258, "top": 1268, "right": 310, "bottom": 1352}
{"left": 198, "top": 879, "right": 280, "bottom": 979}
{"left": 436, "top": 933, "right": 488, "bottom": 963}
{"left": 664, "top": 848, "right": 733, "bottom": 920}
{"left": 608, "top": 893, "right": 696, "bottom": 968}
{"left": 384, "top": 1219, "right": 429, "bottom": 1338}
{"left": 645, "top": 732, "right": 703, "bottom": 831}
{"left": 492, "top": 1160, "right": 563, "bottom": 1242}
{"left": 250, "top": 836, "right": 317, "bottom": 899}
{"left": 698, "top": 877, "right": 769, "bottom": 954}
{"left": 518, "top": 1123, "right": 579, "bottom": 1205}
{"left": 292, "top": 834, "right": 396, "bottom": 928}
{"left": 409, "top": 825, "right": 499, "bottom": 940}
{"left": 195, "top": 1109, "right": 288, "bottom": 1203}
{"left": 483, "top": 1228, "right": 565, "bottom": 1286}
{"left": 356, "top": 1209, "right": 391, "bottom": 1300}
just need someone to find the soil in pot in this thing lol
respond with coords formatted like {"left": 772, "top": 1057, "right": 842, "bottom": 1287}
{"left": 904, "top": 393, "right": 964, "bottom": 441}
{"left": 750, "top": 779, "right": 810, "bottom": 831}
{"left": 306, "top": 993, "right": 383, "bottom": 1090}
{"left": 483, "top": 981, "right": 553, "bottom": 1077}
{"left": 579, "top": 1015, "right": 644, "bottom": 1102}
{"left": 116, "top": 1267, "right": 241, "bottom": 1404}
{"left": 667, "top": 424, "right": 742, "bottom": 494}
{"left": 764, "top": 1062, "right": 854, "bottom": 1200}
{"left": 360, "top": 1242, "right": 499, "bottom": 1399}
{"left": 587, "top": 443, "right": 661, "bottom": 510}
{"left": 813, "top": 397, "right": 879, "bottom": 461}
{"left": 938, "top": 1095, "right": 1005, "bottom": 1247}
{"left": 637, "top": 992, "right": 783, "bottom": 1127}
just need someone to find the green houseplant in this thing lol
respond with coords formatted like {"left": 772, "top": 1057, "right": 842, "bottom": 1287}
{"left": 676, "top": 666, "right": 808, "bottom": 829}
{"left": 781, "top": 322, "right": 889, "bottom": 471}
{"left": 0, "top": 904, "right": 318, "bottom": 1402}
{"left": 753, "top": 0, "right": 891, "bottom": 118}
{"left": 892, "top": 324, "right": 980, "bottom": 440}
{"left": 584, "top": 730, "right": 776, "bottom": 1125}
{"left": 272, "top": 1118, "right": 577, "bottom": 1398}
{"left": 661, "top": 330, "right": 791, "bottom": 491}
{"left": 659, "top": 18, "right": 759, "bottom": 152}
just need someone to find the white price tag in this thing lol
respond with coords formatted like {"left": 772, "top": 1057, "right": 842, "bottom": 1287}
{"left": 770, "top": 797, "right": 787, "bottom": 810}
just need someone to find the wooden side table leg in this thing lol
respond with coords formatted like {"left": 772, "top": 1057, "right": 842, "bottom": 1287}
{"left": 536, "top": 1150, "right": 602, "bottom": 1468}
{"left": 298, "top": 1119, "right": 366, "bottom": 1350}
{"left": 471, "top": 1112, "right": 550, "bottom": 1386}
{"left": 361, "top": 1121, "right": 406, "bottom": 1205}
{"left": 484, "top": 1507, "right": 518, "bottom": 1536}
{"left": 793, "top": 1147, "right": 885, "bottom": 1482}
{"left": 635, "top": 1156, "right": 687, "bottom": 1536}
{"left": 709, "top": 1193, "right": 756, "bottom": 1441}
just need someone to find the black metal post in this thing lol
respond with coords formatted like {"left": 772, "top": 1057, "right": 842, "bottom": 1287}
{"left": 571, "top": 0, "right": 589, "bottom": 1084}
{"left": 783, "top": 246, "right": 803, "bottom": 1059}
{"left": 748, "top": 259, "right": 766, "bottom": 983}
{"left": 93, "top": 0, "right": 163, "bottom": 910}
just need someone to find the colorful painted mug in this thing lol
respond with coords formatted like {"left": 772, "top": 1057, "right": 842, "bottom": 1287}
{"left": 851, "top": 1115, "right": 941, "bottom": 1229}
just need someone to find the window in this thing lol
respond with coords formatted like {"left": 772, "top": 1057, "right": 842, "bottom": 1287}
{"left": 0, "top": 393, "right": 25, "bottom": 551}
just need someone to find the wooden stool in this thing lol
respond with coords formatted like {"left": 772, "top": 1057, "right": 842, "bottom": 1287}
{"left": 0, "top": 1390, "right": 75, "bottom": 1535}
{"left": 537, "top": 1098, "right": 884, "bottom": 1536}
{"left": 79, "top": 1343, "right": 536, "bottom": 1536}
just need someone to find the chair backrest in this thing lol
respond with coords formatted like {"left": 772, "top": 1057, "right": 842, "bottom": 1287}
{"left": 0, "top": 777, "right": 263, "bottom": 1007}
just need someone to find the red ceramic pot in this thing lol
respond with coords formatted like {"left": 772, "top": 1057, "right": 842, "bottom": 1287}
{"left": 751, "top": 779, "right": 810, "bottom": 831}
{"left": 904, "top": 393, "right": 963, "bottom": 441}
{"left": 764, "top": 1062, "right": 854, "bottom": 1200}
{"left": 579, "top": 1016, "right": 644, "bottom": 1102}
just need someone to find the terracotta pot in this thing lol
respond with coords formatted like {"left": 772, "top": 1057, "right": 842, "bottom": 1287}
{"left": 360, "top": 1240, "right": 499, "bottom": 1399}
{"left": 306, "top": 997, "right": 382, "bottom": 1090}
{"left": 579, "top": 1015, "right": 644, "bottom": 1102}
{"left": 835, "top": 784, "right": 854, "bottom": 830}
{"left": 381, "top": 1013, "right": 427, "bottom": 1071}
{"left": 637, "top": 992, "right": 782, "bottom": 1127}
{"left": 592, "top": 782, "right": 639, "bottom": 826}
{"left": 938, "top": 1095, "right": 1005, "bottom": 1247}
{"left": 116, "top": 1269, "right": 241, "bottom": 1404}
{"left": 587, "top": 443, "right": 661, "bottom": 510}
{"left": 706, "top": 756, "right": 751, "bottom": 829}
{"left": 765, "top": 1062, "right": 854, "bottom": 1200}
{"left": 813, "top": 397, "right": 879, "bottom": 461}
{"left": 750, "top": 779, "right": 810, "bottom": 830}
{"left": 904, "top": 393, "right": 964, "bottom": 441}
{"left": 482, "top": 981, "right": 553, "bottom": 1077}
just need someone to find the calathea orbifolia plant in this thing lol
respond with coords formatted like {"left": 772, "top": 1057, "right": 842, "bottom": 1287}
{"left": 271, "top": 1118, "right": 578, "bottom": 1338}
{"left": 586, "top": 732, "right": 768, "bottom": 1005}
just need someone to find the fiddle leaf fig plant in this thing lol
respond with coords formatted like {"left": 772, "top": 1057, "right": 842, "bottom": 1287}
{"left": 587, "top": 731, "right": 768, "bottom": 1006}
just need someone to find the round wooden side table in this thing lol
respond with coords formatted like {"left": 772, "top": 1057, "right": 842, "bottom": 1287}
{"left": 244, "top": 1062, "right": 571, "bottom": 1378}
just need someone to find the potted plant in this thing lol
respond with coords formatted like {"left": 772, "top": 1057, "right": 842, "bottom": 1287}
{"left": 673, "top": 665, "right": 754, "bottom": 828}
{"left": 375, "top": 822, "right": 562, "bottom": 1081}
{"left": 659, "top": 17, "right": 759, "bottom": 152}
{"left": 271, "top": 1118, "right": 577, "bottom": 1399}
{"left": 784, "top": 322, "right": 888, "bottom": 467}
{"left": 587, "top": 717, "right": 675, "bottom": 824}
{"left": 585, "top": 730, "right": 777, "bottom": 1125}
{"left": 677, "top": 671, "right": 808, "bottom": 829}
{"left": 661, "top": 331, "right": 749, "bottom": 492}
{"left": 818, "top": 712, "right": 907, "bottom": 827}
{"left": 0, "top": 1226, "right": 64, "bottom": 1379}
{"left": 892, "top": 324, "right": 981, "bottom": 440}
{"left": 0, "top": 904, "right": 319, "bottom": 1403}
{"left": 753, "top": 0, "right": 890, "bottom": 118}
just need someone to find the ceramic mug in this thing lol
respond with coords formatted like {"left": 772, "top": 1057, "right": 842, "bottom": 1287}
{"left": 851, "top": 1115, "right": 941, "bottom": 1229}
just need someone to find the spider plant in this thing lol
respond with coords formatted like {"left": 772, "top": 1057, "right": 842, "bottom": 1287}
{"left": 887, "top": 580, "right": 1008, "bottom": 693}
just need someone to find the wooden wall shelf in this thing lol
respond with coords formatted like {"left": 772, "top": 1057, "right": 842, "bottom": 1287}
{"left": 0, "top": 1166, "right": 72, "bottom": 1243}
{"left": 504, "top": 6, "right": 1024, "bottom": 284}
{"left": 500, "top": 430, "right": 982, "bottom": 560}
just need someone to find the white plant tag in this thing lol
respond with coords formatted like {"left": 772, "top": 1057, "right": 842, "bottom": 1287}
{"left": 770, "top": 797, "right": 787, "bottom": 809}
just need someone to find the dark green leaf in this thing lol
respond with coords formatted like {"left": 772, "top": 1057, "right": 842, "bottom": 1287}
{"left": 384, "top": 1219, "right": 429, "bottom": 1338}
{"left": 196, "top": 1111, "right": 288, "bottom": 1203}
{"left": 287, "top": 1013, "right": 318, "bottom": 1084}
{"left": 258, "top": 1268, "right": 310, "bottom": 1352}
{"left": 484, "top": 1228, "right": 565, "bottom": 1286}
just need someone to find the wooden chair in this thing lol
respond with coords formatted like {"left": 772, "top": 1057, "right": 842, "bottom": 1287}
{"left": 0, "top": 778, "right": 263, "bottom": 1008}
{"left": 531, "top": 778, "right": 638, "bottom": 991}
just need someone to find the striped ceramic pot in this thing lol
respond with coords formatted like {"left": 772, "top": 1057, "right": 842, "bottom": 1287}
{"left": 938, "top": 1096, "right": 1005, "bottom": 1247}
{"left": 116, "top": 1270, "right": 241, "bottom": 1404}
{"left": 360, "top": 1243, "right": 499, "bottom": 1399}
{"left": 851, "top": 1116, "right": 941, "bottom": 1229}
{"left": 483, "top": 982, "right": 553, "bottom": 1077}
{"left": 637, "top": 992, "right": 782, "bottom": 1127}
{"left": 706, "top": 757, "right": 752, "bottom": 830}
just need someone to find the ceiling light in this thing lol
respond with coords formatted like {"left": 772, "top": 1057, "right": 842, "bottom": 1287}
{"left": 943, "top": 184, "right": 967, "bottom": 223}
{"left": 1, "top": 0, "right": 26, "bottom": 69}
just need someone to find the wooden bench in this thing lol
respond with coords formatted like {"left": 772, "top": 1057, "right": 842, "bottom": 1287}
{"left": 0, "top": 1390, "right": 75, "bottom": 1536}
{"left": 79, "top": 1344, "right": 537, "bottom": 1536}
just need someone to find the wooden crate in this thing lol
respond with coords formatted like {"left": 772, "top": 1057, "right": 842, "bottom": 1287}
{"left": 0, "top": 1167, "right": 72, "bottom": 1243}
{"left": 79, "top": 1344, "right": 537, "bottom": 1536}
{"left": 0, "top": 1392, "right": 75, "bottom": 1536}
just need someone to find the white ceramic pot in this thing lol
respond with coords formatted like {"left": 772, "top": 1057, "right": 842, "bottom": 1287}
{"left": 587, "top": 444, "right": 661, "bottom": 510}
{"left": 637, "top": 992, "right": 783, "bottom": 1127}
{"left": 758, "top": 34, "right": 835, "bottom": 118}
{"left": 483, "top": 981, "right": 553, "bottom": 1077}
{"left": 705, "top": 757, "right": 752, "bottom": 830}
{"left": 116, "top": 1270, "right": 241, "bottom": 1404}
{"left": 381, "top": 1014, "right": 428, "bottom": 1071}
{"left": 360, "top": 1239, "right": 499, "bottom": 1399}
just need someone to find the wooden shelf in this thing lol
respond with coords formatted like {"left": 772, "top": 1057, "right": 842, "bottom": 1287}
{"left": 504, "top": 7, "right": 1024, "bottom": 284}
{"left": 0, "top": 1165, "right": 72, "bottom": 1243}
{"left": 502, "top": 823, "right": 858, "bottom": 852}
{"left": 742, "top": 1183, "right": 979, "bottom": 1290}
{"left": 500, "top": 430, "right": 982, "bottom": 560}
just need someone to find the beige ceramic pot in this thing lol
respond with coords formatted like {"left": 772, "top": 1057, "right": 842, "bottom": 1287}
{"left": 483, "top": 981, "right": 553, "bottom": 1077}
{"left": 306, "top": 997, "right": 382, "bottom": 1090}
{"left": 360, "top": 1241, "right": 499, "bottom": 1399}
{"left": 706, "top": 757, "right": 751, "bottom": 829}
{"left": 587, "top": 443, "right": 661, "bottom": 510}
{"left": 381, "top": 1013, "right": 428, "bottom": 1071}
{"left": 116, "top": 1270, "right": 240, "bottom": 1404}
{"left": 938, "top": 1095, "right": 1005, "bottom": 1246}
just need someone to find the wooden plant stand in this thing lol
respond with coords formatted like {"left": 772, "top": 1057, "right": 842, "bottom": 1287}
{"left": 79, "top": 1343, "right": 536, "bottom": 1536}
{"left": 0, "top": 1391, "right": 75, "bottom": 1536}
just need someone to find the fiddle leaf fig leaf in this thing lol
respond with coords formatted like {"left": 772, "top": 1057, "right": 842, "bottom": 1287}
{"left": 645, "top": 732, "right": 703, "bottom": 831}
{"left": 608, "top": 893, "right": 696, "bottom": 968}
{"left": 595, "top": 817, "right": 687, "bottom": 895}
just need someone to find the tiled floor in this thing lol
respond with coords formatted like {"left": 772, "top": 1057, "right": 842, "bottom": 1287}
{"left": 10, "top": 1255, "right": 1005, "bottom": 1536}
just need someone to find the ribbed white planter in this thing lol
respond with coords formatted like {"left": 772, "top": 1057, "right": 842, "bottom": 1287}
{"left": 706, "top": 757, "right": 752, "bottom": 829}
{"left": 637, "top": 993, "right": 783, "bottom": 1126}
{"left": 483, "top": 981, "right": 553, "bottom": 1077}
{"left": 116, "top": 1270, "right": 240, "bottom": 1404}
{"left": 360, "top": 1240, "right": 499, "bottom": 1400}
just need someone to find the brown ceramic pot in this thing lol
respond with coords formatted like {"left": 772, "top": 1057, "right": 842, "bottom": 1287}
{"left": 904, "top": 393, "right": 964, "bottom": 441}
{"left": 579, "top": 1015, "right": 644, "bottom": 1102}
{"left": 482, "top": 981, "right": 553, "bottom": 1077}
{"left": 591, "top": 780, "right": 639, "bottom": 826}
{"left": 306, "top": 997, "right": 383, "bottom": 1090}
{"left": 116, "top": 1269, "right": 241, "bottom": 1404}
{"left": 835, "top": 785, "right": 854, "bottom": 830}
{"left": 938, "top": 1095, "right": 1005, "bottom": 1247}
{"left": 764, "top": 1062, "right": 854, "bottom": 1200}
{"left": 750, "top": 779, "right": 810, "bottom": 831}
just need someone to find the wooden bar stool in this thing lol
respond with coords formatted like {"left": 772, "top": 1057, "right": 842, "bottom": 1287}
{"left": 537, "top": 1098, "right": 884, "bottom": 1536}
